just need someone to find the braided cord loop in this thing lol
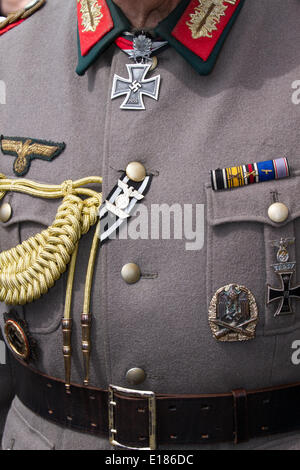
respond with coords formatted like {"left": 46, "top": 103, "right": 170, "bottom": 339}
{"left": 0, "top": 179, "right": 102, "bottom": 305}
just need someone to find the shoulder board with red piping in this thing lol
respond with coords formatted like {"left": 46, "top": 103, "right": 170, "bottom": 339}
{"left": 155, "top": 0, "right": 245, "bottom": 75}
{"left": 76, "top": 0, "right": 130, "bottom": 76}
{"left": 0, "top": 0, "right": 46, "bottom": 36}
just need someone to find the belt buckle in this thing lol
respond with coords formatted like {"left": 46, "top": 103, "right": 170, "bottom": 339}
{"left": 108, "top": 384, "right": 156, "bottom": 450}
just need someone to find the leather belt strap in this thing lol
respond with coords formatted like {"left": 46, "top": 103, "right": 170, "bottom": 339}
{"left": 12, "top": 357, "right": 300, "bottom": 448}
{"left": 232, "top": 389, "right": 249, "bottom": 444}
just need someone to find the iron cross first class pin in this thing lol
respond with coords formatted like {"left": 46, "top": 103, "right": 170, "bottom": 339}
{"left": 111, "top": 34, "right": 161, "bottom": 110}
{"left": 267, "top": 238, "right": 300, "bottom": 317}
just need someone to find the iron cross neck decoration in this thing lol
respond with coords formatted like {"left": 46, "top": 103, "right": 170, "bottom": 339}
{"left": 111, "top": 33, "right": 161, "bottom": 110}
{"left": 267, "top": 238, "right": 300, "bottom": 317}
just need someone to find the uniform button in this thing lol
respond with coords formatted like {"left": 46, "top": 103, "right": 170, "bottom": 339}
{"left": 126, "top": 368, "right": 146, "bottom": 385}
{"left": 268, "top": 202, "right": 289, "bottom": 223}
{"left": 121, "top": 263, "right": 141, "bottom": 284}
{"left": 0, "top": 203, "right": 12, "bottom": 223}
{"left": 126, "top": 162, "right": 146, "bottom": 182}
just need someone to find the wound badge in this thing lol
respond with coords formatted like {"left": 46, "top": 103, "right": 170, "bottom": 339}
{"left": 1, "top": 136, "right": 65, "bottom": 177}
{"left": 3, "top": 311, "right": 37, "bottom": 362}
{"left": 208, "top": 284, "right": 258, "bottom": 342}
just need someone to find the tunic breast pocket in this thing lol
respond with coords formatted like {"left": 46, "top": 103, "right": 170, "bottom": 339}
{"left": 0, "top": 192, "right": 66, "bottom": 334}
{"left": 205, "top": 170, "right": 300, "bottom": 338}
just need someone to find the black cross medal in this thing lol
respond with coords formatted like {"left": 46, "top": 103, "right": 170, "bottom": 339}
{"left": 267, "top": 263, "right": 300, "bottom": 316}
{"left": 111, "top": 64, "right": 160, "bottom": 110}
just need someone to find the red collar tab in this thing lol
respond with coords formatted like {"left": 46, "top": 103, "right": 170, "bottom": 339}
{"left": 77, "top": 0, "right": 114, "bottom": 57}
{"left": 172, "top": 0, "right": 241, "bottom": 62}
{"left": 0, "top": 19, "right": 24, "bottom": 36}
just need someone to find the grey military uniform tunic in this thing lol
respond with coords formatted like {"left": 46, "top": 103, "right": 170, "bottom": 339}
{"left": 0, "top": 0, "right": 300, "bottom": 450}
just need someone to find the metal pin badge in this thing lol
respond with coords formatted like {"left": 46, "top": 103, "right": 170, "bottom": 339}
{"left": 111, "top": 33, "right": 161, "bottom": 110}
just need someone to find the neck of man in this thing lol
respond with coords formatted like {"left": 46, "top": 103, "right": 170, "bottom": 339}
{"left": 112, "top": 0, "right": 181, "bottom": 29}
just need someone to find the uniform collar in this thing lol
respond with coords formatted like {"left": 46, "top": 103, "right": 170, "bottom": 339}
{"left": 76, "top": 0, "right": 245, "bottom": 76}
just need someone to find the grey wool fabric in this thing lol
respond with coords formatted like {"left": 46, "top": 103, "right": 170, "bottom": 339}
{"left": 0, "top": 0, "right": 300, "bottom": 450}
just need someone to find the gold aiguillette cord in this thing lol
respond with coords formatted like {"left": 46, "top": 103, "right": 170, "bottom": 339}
{"left": 81, "top": 220, "right": 100, "bottom": 386}
{"left": 0, "top": 173, "right": 103, "bottom": 390}
{"left": 62, "top": 244, "right": 79, "bottom": 393}
{"left": 62, "top": 220, "right": 101, "bottom": 391}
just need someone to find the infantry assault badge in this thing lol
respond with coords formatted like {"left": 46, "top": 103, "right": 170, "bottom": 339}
{"left": 209, "top": 284, "right": 258, "bottom": 341}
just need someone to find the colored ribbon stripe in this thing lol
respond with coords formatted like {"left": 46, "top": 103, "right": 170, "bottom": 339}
{"left": 211, "top": 158, "right": 290, "bottom": 191}
{"left": 226, "top": 165, "right": 244, "bottom": 189}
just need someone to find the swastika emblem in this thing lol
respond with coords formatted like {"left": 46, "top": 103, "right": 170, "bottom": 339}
{"left": 130, "top": 80, "right": 142, "bottom": 93}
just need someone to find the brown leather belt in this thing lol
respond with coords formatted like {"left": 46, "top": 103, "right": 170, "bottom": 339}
{"left": 12, "top": 357, "right": 300, "bottom": 449}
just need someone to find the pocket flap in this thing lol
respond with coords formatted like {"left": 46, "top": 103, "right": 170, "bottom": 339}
{"left": 206, "top": 171, "right": 300, "bottom": 227}
{"left": 0, "top": 192, "right": 60, "bottom": 228}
